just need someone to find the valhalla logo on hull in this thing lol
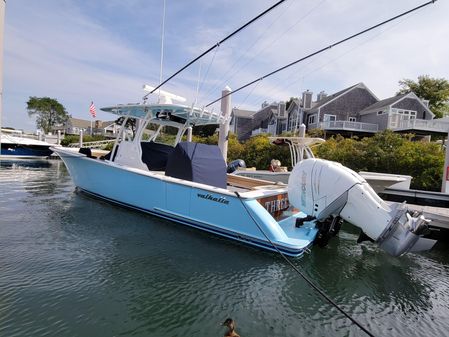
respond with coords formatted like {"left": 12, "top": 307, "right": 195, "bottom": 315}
{"left": 197, "top": 193, "right": 229, "bottom": 205}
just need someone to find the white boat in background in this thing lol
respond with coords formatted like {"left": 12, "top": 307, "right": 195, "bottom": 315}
{"left": 51, "top": 87, "right": 435, "bottom": 257}
{"left": 1, "top": 129, "right": 54, "bottom": 158}
{"left": 233, "top": 130, "right": 411, "bottom": 193}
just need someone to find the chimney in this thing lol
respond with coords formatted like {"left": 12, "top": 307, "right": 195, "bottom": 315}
{"left": 302, "top": 90, "right": 313, "bottom": 109}
{"left": 317, "top": 90, "right": 327, "bottom": 101}
{"left": 278, "top": 102, "right": 286, "bottom": 117}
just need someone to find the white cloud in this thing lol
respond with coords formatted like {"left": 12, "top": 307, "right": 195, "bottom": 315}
{"left": 3, "top": 0, "right": 448, "bottom": 131}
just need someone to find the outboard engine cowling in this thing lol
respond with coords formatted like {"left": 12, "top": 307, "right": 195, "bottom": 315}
{"left": 227, "top": 159, "right": 246, "bottom": 173}
{"left": 288, "top": 158, "right": 436, "bottom": 256}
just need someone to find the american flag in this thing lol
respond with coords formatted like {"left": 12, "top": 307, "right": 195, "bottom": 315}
{"left": 89, "top": 101, "right": 97, "bottom": 118}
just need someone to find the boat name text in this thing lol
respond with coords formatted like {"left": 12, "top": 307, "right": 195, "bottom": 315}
{"left": 264, "top": 197, "right": 289, "bottom": 213}
{"left": 197, "top": 193, "right": 229, "bottom": 205}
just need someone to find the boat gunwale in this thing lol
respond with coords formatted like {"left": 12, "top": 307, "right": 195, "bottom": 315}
{"left": 52, "top": 146, "right": 289, "bottom": 199}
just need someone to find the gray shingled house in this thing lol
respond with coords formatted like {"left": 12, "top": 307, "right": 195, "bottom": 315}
{"left": 358, "top": 92, "right": 448, "bottom": 135}
{"left": 58, "top": 118, "right": 120, "bottom": 137}
{"left": 230, "top": 82, "right": 449, "bottom": 140}
{"left": 230, "top": 102, "right": 286, "bottom": 141}
{"left": 304, "top": 83, "right": 379, "bottom": 136}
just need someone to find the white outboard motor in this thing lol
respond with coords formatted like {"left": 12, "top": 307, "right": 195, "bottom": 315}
{"left": 288, "top": 158, "right": 436, "bottom": 256}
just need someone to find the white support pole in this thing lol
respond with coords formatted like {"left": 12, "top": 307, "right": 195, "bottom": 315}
{"left": 299, "top": 123, "right": 306, "bottom": 137}
{"left": 79, "top": 129, "right": 83, "bottom": 148}
{"left": 218, "top": 86, "right": 232, "bottom": 162}
{"left": 187, "top": 126, "right": 192, "bottom": 142}
{"left": 442, "top": 132, "right": 449, "bottom": 193}
{"left": 0, "top": 1, "right": 6, "bottom": 157}
{"left": 57, "top": 130, "right": 61, "bottom": 145}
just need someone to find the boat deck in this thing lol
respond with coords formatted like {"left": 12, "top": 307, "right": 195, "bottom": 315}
{"left": 226, "top": 174, "right": 285, "bottom": 191}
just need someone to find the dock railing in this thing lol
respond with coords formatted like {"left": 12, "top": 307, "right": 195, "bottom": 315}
{"left": 319, "top": 120, "right": 378, "bottom": 132}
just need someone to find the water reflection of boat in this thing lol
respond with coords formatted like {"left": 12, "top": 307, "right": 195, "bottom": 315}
{"left": 52, "top": 89, "right": 435, "bottom": 257}
{"left": 1, "top": 129, "right": 54, "bottom": 158}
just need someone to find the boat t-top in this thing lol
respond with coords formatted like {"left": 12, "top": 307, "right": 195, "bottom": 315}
{"left": 52, "top": 86, "right": 435, "bottom": 257}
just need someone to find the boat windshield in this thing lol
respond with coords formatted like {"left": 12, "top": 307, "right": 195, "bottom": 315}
{"left": 145, "top": 122, "right": 181, "bottom": 147}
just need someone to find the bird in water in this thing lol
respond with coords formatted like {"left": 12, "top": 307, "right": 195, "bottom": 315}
{"left": 222, "top": 318, "right": 240, "bottom": 337}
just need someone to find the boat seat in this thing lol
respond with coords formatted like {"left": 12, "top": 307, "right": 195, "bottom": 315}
{"left": 79, "top": 147, "right": 94, "bottom": 158}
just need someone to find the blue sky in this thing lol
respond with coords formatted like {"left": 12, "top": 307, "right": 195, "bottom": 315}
{"left": 2, "top": 0, "right": 449, "bottom": 131}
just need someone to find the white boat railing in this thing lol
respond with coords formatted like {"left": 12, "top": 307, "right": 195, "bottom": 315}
{"left": 68, "top": 139, "right": 115, "bottom": 149}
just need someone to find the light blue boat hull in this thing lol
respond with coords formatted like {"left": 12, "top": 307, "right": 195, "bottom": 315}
{"left": 57, "top": 149, "right": 317, "bottom": 256}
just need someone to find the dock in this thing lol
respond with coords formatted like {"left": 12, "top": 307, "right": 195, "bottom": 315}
{"left": 381, "top": 188, "right": 449, "bottom": 239}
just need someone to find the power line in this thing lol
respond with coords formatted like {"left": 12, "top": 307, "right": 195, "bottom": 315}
{"left": 206, "top": 0, "right": 437, "bottom": 107}
{"left": 143, "top": 0, "right": 288, "bottom": 100}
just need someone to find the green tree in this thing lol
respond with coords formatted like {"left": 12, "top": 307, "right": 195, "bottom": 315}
{"left": 115, "top": 116, "right": 137, "bottom": 137}
{"left": 26, "top": 97, "right": 70, "bottom": 133}
{"left": 397, "top": 75, "right": 449, "bottom": 118}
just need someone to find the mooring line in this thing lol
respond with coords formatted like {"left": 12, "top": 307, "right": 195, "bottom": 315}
{"left": 234, "top": 191, "right": 376, "bottom": 337}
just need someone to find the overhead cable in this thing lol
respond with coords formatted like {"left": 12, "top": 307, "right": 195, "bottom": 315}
{"left": 206, "top": 0, "right": 438, "bottom": 107}
{"left": 143, "top": 0, "right": 287, "bottom": 100}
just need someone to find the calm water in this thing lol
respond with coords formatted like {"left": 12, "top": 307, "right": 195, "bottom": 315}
{"left": 1, "top": 159, "right": 449, "bottom": 337}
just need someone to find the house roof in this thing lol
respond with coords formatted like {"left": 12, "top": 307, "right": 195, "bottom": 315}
{"left": 232, "top": 108, "right": 256, "bottom": 118}
{"left": 306, "top": 82, "right": 378, "bottom": 114}
{"left": 69, "top": 118, "right": 91, "bottom": 128}
{"left": 359, "top": 92, "right": 434, "bottom": 118}
{"left": 359, "top": 93, "right": 409, "bottom": 114}
{"left": 68, "top": 118, "right": 116, "bottom": 129}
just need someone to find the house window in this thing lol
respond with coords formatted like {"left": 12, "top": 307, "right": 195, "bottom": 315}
{"left": 349, "top": 117, "right": 356, "bottom": 122}
{"left": 377, "top": 111, "right": 383, "bottom": 115}
{"left": 323, "top": 114, "right": 336, "bottom": 122}
{"left": 308, "top": 114, "right": 316, "bottom": 125}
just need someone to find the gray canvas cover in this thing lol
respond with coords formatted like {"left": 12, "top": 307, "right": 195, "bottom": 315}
{"left": 165, "top": 142, "right": 227, "bottom": 189}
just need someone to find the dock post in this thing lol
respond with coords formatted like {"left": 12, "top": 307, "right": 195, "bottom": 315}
{"left": 218, "top": 86, "right": 232, "bottom": 162}
{"left": 299, "top": 123, "right": 306, "bottom": 137}
{"left": 187, "top": 126, "right": 192, "bottom": 142}
{"left": 79, "top": 129, "right": 83, "bottom": 148}
{"left": 442, "top": 132, "right": 449, "bottom": 193}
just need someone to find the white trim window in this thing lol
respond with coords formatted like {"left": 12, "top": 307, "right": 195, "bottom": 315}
{"left": 348, "top": 117, "right": 356, "bottom": 122}
{"left": 323, "top": 114, "right": 336, "bottom": 122}
{"left": 308, "top": 114, "right": 317, "bottom": 125}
